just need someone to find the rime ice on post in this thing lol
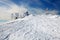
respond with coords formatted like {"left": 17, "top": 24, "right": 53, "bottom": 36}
{"left": 24, "top": 11, "right": 29, "bottom": 17}
{"left": 45, "top": 8, "right": 49, "bottom": 15}
{"left": 25, "top": 11, "right": 29, "bottom": 16}
{"left": 15, "top": 13, "right": 19, "bottom": 19}
{"left": 11, "top": 13, "right": 14, "bottom": 20}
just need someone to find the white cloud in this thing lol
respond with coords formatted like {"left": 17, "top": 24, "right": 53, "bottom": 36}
{"left": 28, "top": 8, "right": 45, "bottom": 15}
{"left": 0, "top": 0, "right": 28, "bottom": 20}
{"left": 0, "top": 0, "right": 59, "bottom": 20}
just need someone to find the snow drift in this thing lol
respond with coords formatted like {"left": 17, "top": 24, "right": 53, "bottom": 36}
{"left": 0, "top": 14, "right": 60, "bottom": 40}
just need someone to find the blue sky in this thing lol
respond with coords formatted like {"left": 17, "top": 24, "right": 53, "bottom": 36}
{"left": 10, "top": 0, "right": 60, "bottom": 11}
{"left": 0, "top": 0, "right": 60, "bottom": 17}
{"left": 0, "top": 0, "right": 60, "bottom": 11}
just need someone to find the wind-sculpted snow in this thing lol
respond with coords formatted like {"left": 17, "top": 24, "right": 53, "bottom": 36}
{"left": 0, "top": 15, "right": 60, "bottom": 40}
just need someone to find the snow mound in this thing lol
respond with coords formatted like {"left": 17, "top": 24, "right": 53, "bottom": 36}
{"left": 0, "top": 15, "right": 60, "bottom": 40}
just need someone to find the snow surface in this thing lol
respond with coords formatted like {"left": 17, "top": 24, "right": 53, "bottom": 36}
{"left": 0, "top": 14, "right": 60, "bottom": 40}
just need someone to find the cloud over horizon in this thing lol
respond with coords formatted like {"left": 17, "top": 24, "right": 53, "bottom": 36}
{"left": 0, "top": 0, "right": 60, "bottom": 20}
{"left": 0, "top": 0, "right": 59, "bottom": 16}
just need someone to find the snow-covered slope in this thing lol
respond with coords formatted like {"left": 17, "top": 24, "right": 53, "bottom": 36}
{"left": 0, "top": 15, "right": 60, "bottom": 40}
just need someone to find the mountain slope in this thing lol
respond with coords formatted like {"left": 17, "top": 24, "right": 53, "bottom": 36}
{"left": 0, "top": 15, "right": 60, "bottom": 40}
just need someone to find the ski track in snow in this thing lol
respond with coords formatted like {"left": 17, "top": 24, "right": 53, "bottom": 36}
{"left": 0, "top": 15, "right": 60, "bottom": 40}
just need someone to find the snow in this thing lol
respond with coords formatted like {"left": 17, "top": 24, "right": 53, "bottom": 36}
{"left": 0, "top": 14, "right": 60, "bottom": 40}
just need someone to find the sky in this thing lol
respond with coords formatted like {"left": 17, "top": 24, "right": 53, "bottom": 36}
{"left": 10, "top": 0, "right": 60, "bottom": 11}
{"left": 0, "top": 0, "right": 60, "bottom": 10}
{"left": 0, "top": 0, "right": 60, "bottom": 15}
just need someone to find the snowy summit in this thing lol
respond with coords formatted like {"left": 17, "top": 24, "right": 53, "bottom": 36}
{"left": 0, "top": 14, "right": 60, "bottom": 40}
